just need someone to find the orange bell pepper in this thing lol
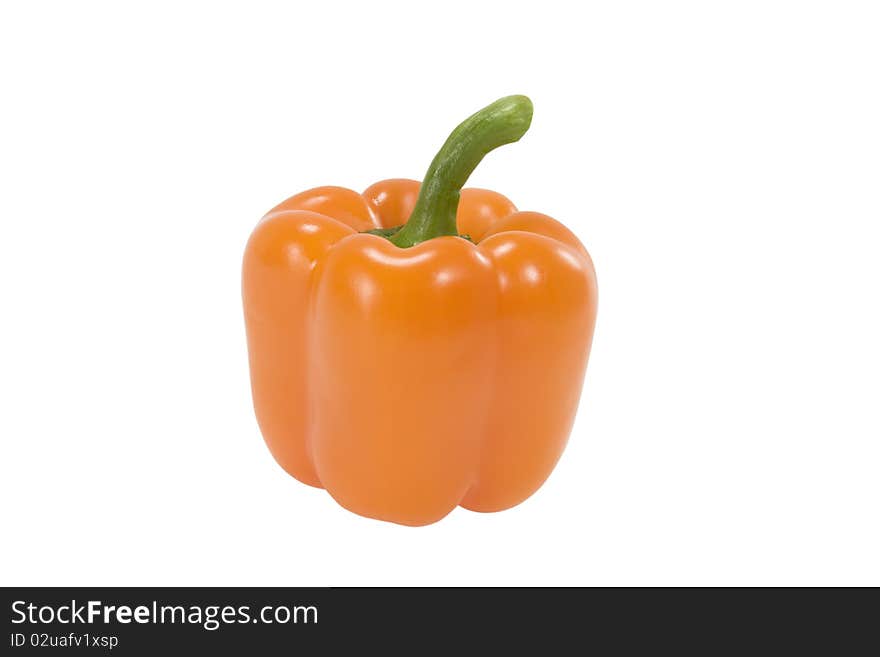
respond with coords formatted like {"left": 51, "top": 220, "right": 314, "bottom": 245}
{"left": 243, "top": 96, "right": 597, "bottom": 526}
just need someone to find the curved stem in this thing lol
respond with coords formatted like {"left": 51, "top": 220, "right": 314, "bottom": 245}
{"left": 364, "top": 225, "right": 403, "bottom": 238}
{"left": 390, "top": 95, "right": 533, "bottom": 248}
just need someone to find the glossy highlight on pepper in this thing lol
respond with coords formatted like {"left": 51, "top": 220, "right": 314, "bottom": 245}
{"left": 242, "top": 96, "right": 598, "bottom": 526}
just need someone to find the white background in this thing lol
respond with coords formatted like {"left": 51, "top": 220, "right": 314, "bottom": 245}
{"left": 1, "top": 1, "right": 878, "bottom": 586}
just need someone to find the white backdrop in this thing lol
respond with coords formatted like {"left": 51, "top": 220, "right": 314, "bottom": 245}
{"left": 1, "top": 1, "right": 878, "bottom": 586}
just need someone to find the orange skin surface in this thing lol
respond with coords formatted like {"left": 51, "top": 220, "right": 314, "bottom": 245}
{"left": 243, "top": 180, "right": 597, "bottom": 526}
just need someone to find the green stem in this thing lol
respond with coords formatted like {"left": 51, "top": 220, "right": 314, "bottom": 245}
{"left": 390, "top": 95, "right": 533, "bottom": 248}
{"left": 364, "top": 225, "right": 403, "bottom": 238}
